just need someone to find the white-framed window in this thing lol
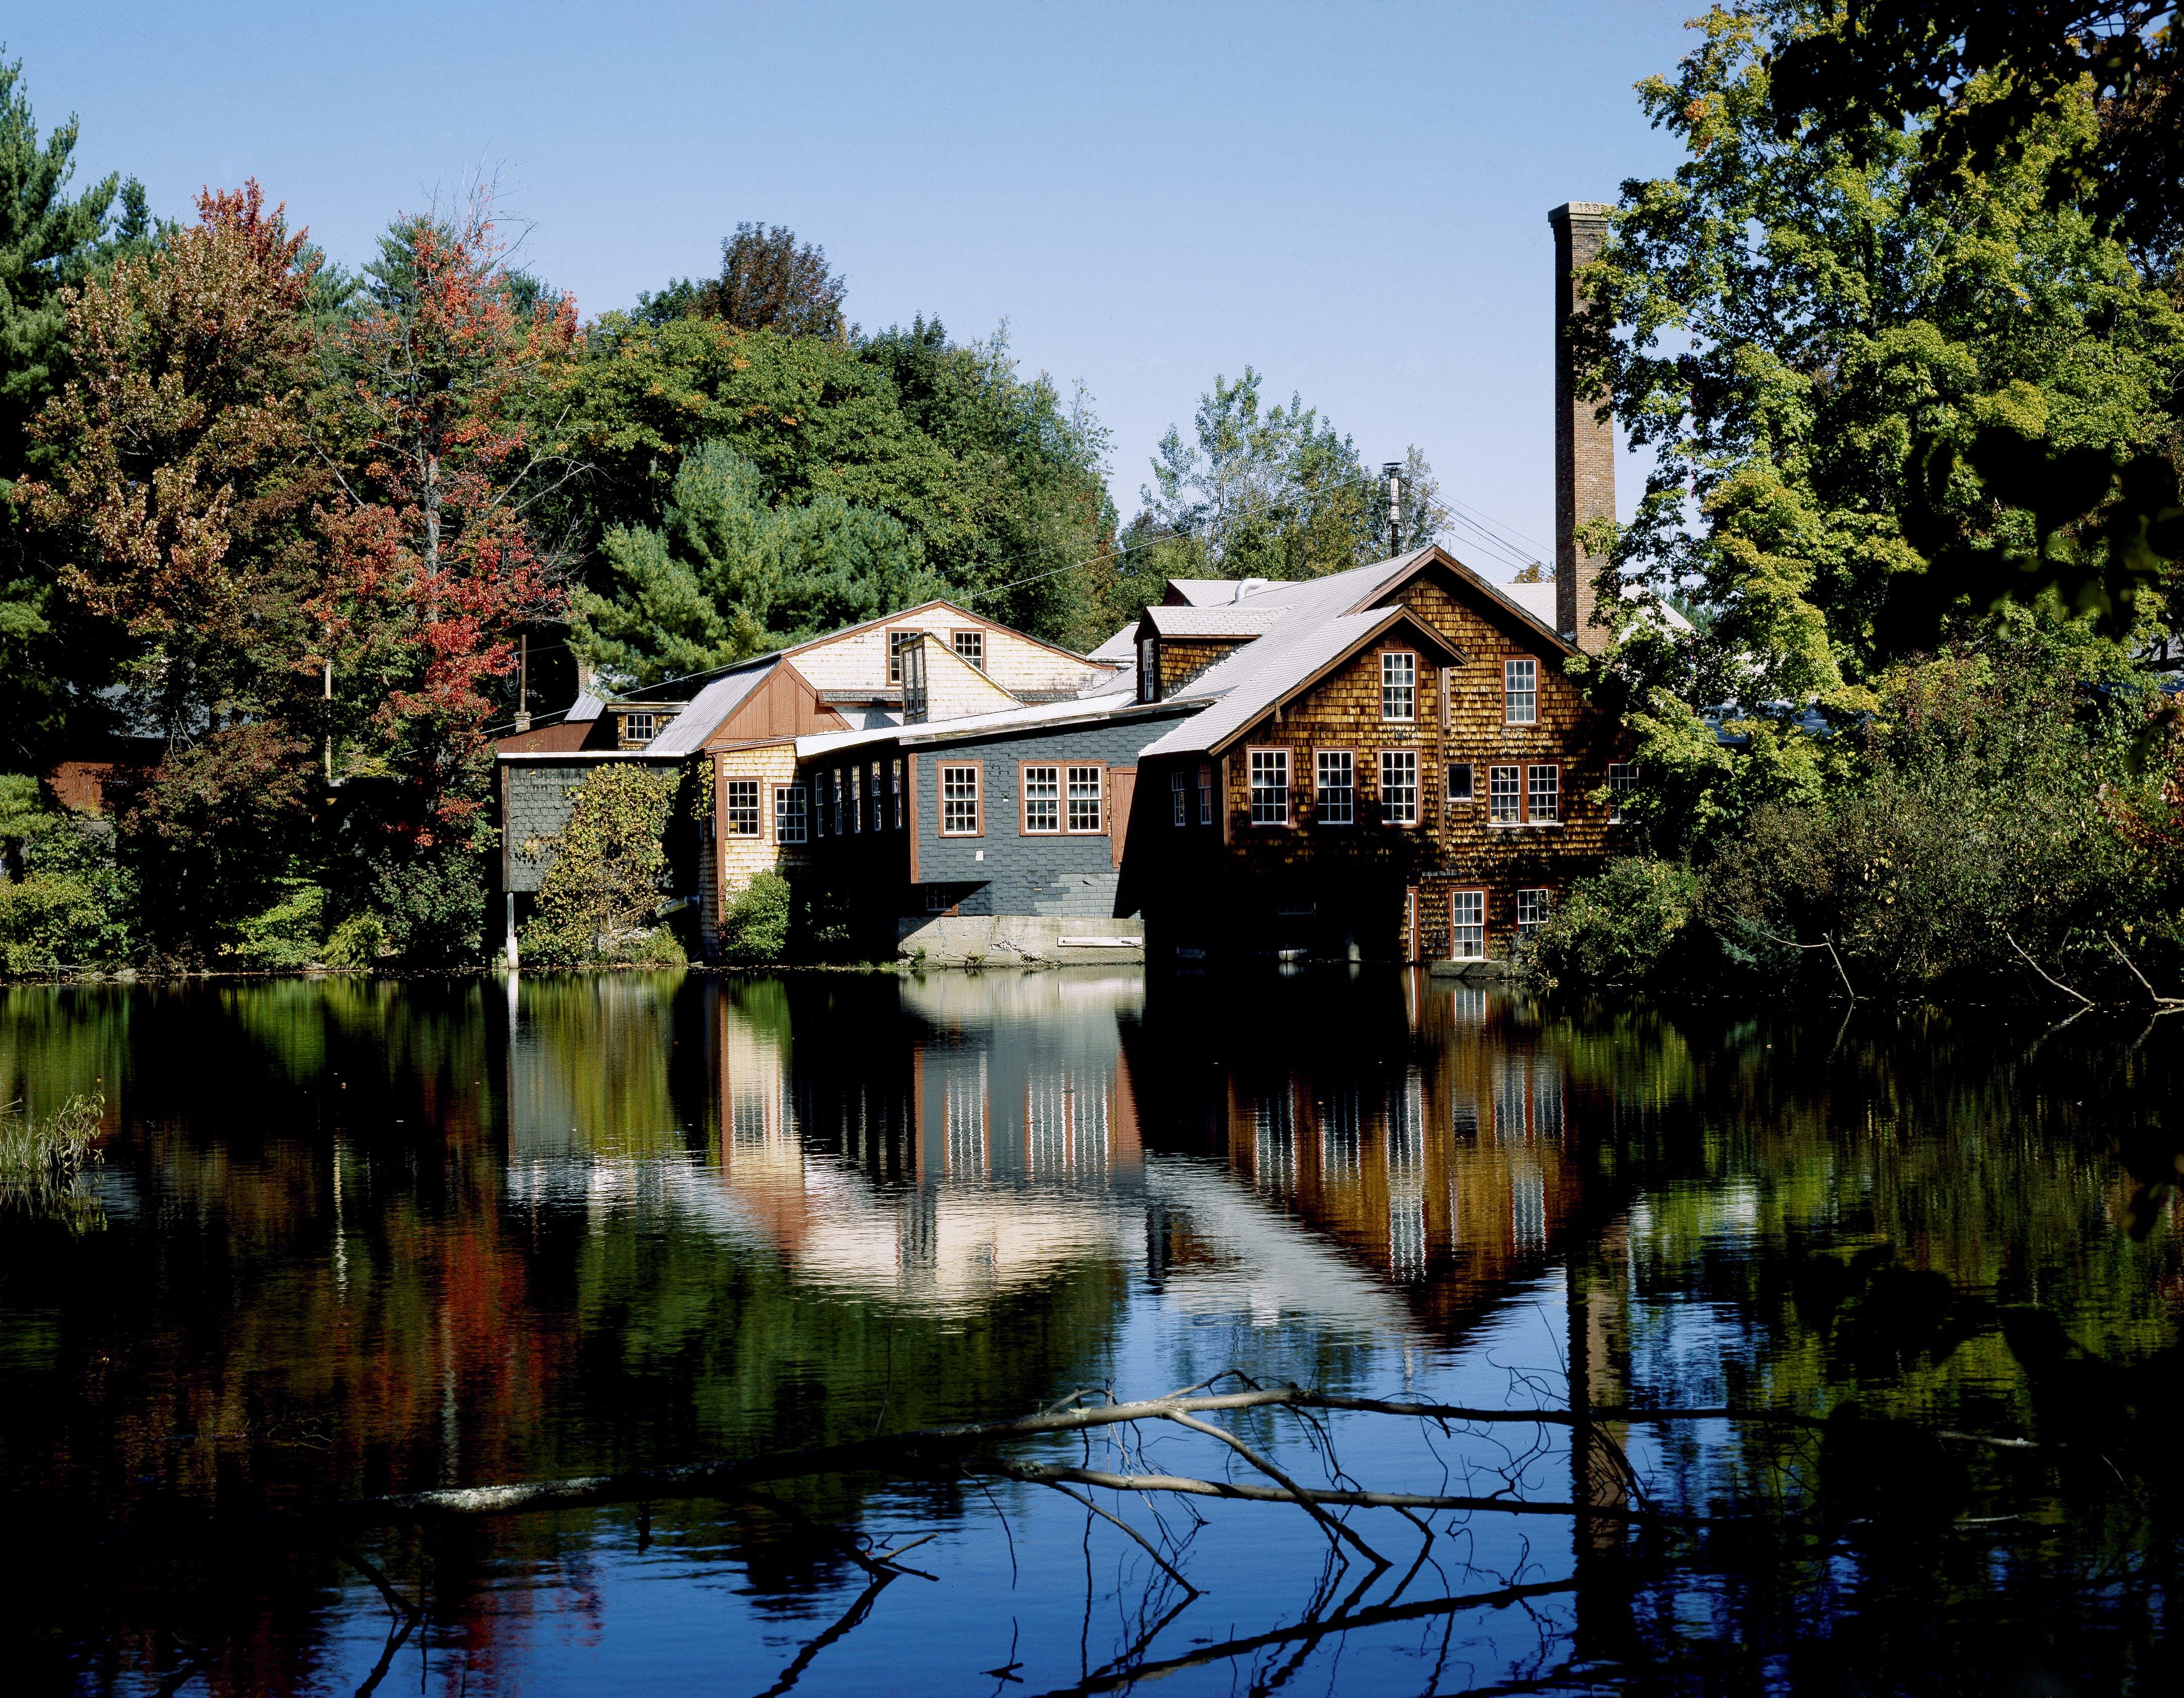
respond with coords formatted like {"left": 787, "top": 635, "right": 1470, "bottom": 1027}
{"left": 850, "top": 765, "right": 863, "bottom": 833}
{"left": 1379, "top": 749, "right": 1418, "bottom": 825}
{"left": 1138, "top": 635, "right": 1160, "bottom": 703}
{"left": 1170, "top": 771, "right": 1187, "bottom": 826}
{"left": 774, "top": 784, "right": 807, "bottom": 844}
{"left": 1527, "top": 764, "right": 1559, "bottom": 823}
{"left": 1023, "top": 764, "right": 1060, "bottom": 833}
{"left": 1488, "top": 764, "right": 1521, "bottom": 824}
{"left": 622, "top": 711, "right": 657, "bottom": 744}
{"left": 1517, "top": 888, "right": 1553, "bottom": 933}
{"left": 888, "top": 630, "right": 913, "bottom": 684}
{"left": 891, "top": 759, "right": 904, "bottom": 830}
{"left": 900, "top": 636, "right": 928, "bottom": 722}
{"left": 1197, "top": 764, "right": 1213, "bottom": 826}
{"left": 1067, "top": 765, "right": 1104, "bottom": 833}
{"left": 940, "top": 764, "right": 980, "bottom": 835}
{"left": 1315, "top": 750, "right": 1354, "bottom": 825}
{"left": 724, "top": 778, "right": 762, "bottom": 837}
{"left": 1248, "top": 748, "right": 1289, "bottom": 826}
{"left": 1381, "top": 651, "right": 1416, "bottom": 721}
{"left": 1503, "top": 658, "right": 1537, "bottom": 724}
{"left": 1450, "top": 889, "right": 1486, "bottom": 959}
{"left": 1609, "top": 761, "right": 1638, "bottom": 823}
{"left": 1447, "top": 762, "right": 1474, "bottom": 802}
{"left": 952, "top": 629, "right": 985, "bottom": 671}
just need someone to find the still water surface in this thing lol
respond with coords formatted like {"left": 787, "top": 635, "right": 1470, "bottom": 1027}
{"left": 1, "top": 970, "right": 2177, "bottom": 1695}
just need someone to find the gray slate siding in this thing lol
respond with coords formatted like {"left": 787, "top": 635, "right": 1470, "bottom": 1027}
{"left": 500, "top": 756, "right": 681, "bottom": 893}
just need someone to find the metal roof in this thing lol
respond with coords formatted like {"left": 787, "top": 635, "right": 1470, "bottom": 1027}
{"left": 641, "top": 663, "right": 776, "bottom": 755}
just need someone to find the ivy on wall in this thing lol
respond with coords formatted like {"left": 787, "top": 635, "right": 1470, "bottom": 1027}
{"left": 519, "top": 766, "right": 685, "bottom": 966}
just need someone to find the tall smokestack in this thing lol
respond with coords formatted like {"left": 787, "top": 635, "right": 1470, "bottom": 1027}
{"left": 1549, "top": 202, "right": 1615, "bottom": 653}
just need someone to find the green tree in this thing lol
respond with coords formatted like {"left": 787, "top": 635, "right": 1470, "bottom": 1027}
{"left": 1580, "top": 5, "right": 2184, "bottom": 845}
{"left": 640, "top": 221, "right": 850, "bottom": 338}
{"left": 0, "top": 54, "right": 154, "bottom": 767}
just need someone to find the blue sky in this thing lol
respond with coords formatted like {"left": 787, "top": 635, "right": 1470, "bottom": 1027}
{"left": 13, "top": 1, "right": 1695, "bottom": 579}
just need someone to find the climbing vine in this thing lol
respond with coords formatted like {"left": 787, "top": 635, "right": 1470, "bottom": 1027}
{"left": 519, "top": 765, "right": 684, "bottom": 966}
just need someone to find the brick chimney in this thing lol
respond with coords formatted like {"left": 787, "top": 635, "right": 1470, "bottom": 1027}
{"left": 1550, "top": 202, "right": 1615, "bottom": 653}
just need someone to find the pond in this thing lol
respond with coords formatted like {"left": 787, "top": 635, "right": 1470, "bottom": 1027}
{"left": 1, "top": 969, "right": 2177, "bottom": 1696}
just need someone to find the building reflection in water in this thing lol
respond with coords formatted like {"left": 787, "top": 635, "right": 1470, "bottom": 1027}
{"left": 501, "top": 969, "right": 1595, "bottom": 1352}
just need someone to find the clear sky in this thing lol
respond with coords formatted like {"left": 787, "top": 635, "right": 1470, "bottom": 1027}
{"left": 10, "top": 1, "right": 1695, "bottom": 579}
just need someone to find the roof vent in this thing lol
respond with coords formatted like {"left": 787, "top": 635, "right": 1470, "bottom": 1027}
{"left": 1233, "top": 578, "right": 1271, "bottom": 603}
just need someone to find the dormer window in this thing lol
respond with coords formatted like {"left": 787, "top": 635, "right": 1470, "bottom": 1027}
{"left": 623, "top": 712, "right": 657, "bottom": 744}
{"left": 1138, "top": 635, "right": 1160, "bottom": 703}
{"left": 900, "top": 635, "right": 929, "bottom": 723}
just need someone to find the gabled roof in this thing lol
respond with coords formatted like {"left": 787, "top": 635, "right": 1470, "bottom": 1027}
{"left": 1138, "top": 603, "right": 1469, "bottom": 760}
{"left": 778, "top": 597, "right": 1106, "bottom": 671}
{"left": 642, "top": 662, "right": 778, "bottom": 755}
{"left": 794, "top": 692, "right": 1187, "bottom": 761}
{"left": 1140, "top": 604, "right": 1291, "bottom": 639}
{"left": 1087, "top": 623, "right": 1140, "bottom": 663}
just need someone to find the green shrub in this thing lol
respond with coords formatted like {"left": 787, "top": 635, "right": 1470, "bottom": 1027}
{"left": 0, "top": 871, "right": 114, "bottom": 973}
{"left": 1519, "top": 857, "right": 1701, "bottom": 991}
{"left": 371, "top": 841, "right": 490, "bottom": 967}
{"left": 323, "top": 911, "right": 390, "bottom": 971}
{"left": 225, "top": 882, "right": 328, "bottom": 970}
{"left": 720, "top": 871, "right": 792, "bottom": 965}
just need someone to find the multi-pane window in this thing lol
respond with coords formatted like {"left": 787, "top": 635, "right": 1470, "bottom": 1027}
{"left": 850, "top": 765, "right": 863, "bottom": 833}
{"left": 774, "top": 784, "right": 807, "bottom": 843}
{"left": 1379, "top": 750, "right": 1418, "bottom": 825}
{"left": 1170, "top": 771, "right": 1187, "bottom": 826}
{"left": 1488, "top": 764, "right": 1521, "bottom": 824}
{"left": 811, "top": 771, "right": 827, "bottom": 837}
{"left": 1197, "top": 764, "right": 1213, "bottom": 826}
{"left": 724, "top": 778, "right": 762, "bottom": 837}
{"left": 900, "top": 637, "right": 928, "bottom": 722}
{"left": 1138, "top": 635, "right": 1160, "bottom": 703}
{"left": 1609, "top": 761, "right": 1638, "bottom": 823}
{"left": 891, "top": 759, "right": 904, "bottom": 829}
{"left": 940, "top": 764, "right": 980, "bottom": 835}
{"left": 1067, "top": 766, "right": 1104, "bottom": 833}
{"left": 1517, "top": 888, "right": 1553, "bottom": 933}
{"left": 1503, "top": 658, "right": 1537, "bottom": 724}
{"left": 833, "top": 768, "right": 848, "bottom": 834}
{"left": 1248, "top": 749, "right": 1289, "bottom": 825}
{"left": 1447, "top": 762, "right": 1474, "bottom": 802}
{"left": 1381, "top": 652, "right": 1416, "bottom": 721}
{"left": 1450, "top": 890, "right": 1486, "bottom": 959}
{"left": 1023, "top": 764, "right": 1060, "bottom": 833}
{"left": 952, "top": 630, "right": 985, "bottom": 671}
{"left": 1527, "top": 764, "right": 1559, "bottom": 823}
{"left": 888, "top": 630, "right": 913, "bottom": 684}
{"left": 622, "top": 712, "right": 657, "bottom": 744}
{"left": 1315, "top": 750, "right": 1354, "bottom": 825}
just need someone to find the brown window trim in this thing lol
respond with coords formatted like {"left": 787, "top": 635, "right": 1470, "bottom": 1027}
{"left": 1244, "top": 745, "right": 1292, "bottom": 828}
{"left": 938, "top": 760, "right": 983, "bottom": 838}
{"left": 1377, "top": 748, "right": 1422, "bottom": 828}
{"left": 1060, "top": 759, "right": 1108, "bottom": 835}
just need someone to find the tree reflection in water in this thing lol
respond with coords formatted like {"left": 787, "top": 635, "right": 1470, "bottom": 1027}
{"left": 0, "top": 970, "right": 2176, "bottom": 1695}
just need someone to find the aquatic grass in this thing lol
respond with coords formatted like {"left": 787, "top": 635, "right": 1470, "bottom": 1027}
{"left": 0, "top": 1092, "right": 107, "bottom": 1227}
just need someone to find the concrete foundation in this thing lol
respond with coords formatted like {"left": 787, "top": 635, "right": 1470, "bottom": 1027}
{"left": 896, "top": 913, "right": 1145, "bottom": 968}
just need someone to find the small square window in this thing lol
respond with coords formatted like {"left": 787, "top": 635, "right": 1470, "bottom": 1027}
{"left": 725, "top": 778, "right": 762, "bottom": 836}
{"left": 1023, "top": 764, "right": 1060, "bottom": 834}
{"left": 1517, "top": 888, "right": 1554, "bottom": 933}
{"left": 1379, "top": 750, "right": 1418, "bottom": 825}
{"left": 1316, "top": 750, "right": 1354, "bottom": 825}
{"left": 1381, "top": 652, "right": 1415, "bottom": 722}
{"left": 1447, "top": 763, "right": 1474, "bottom": 802}
{"left": 623, "top": 712, "right": 657, "bottom": 744}
{"left": 1248, "top": 749, "right": 1289, "bottom": 826}
{"left": 774, "top": 785, "right": 807, "bottom": 844}
{"left": 1527, "top": 764, "right": 1559, "bottom": 823}
{"left": 1488, "top": 765, "right": 1521, "bottom": 824}
{"left": 1503, "top": 659, "right": 1537, "bottom": 725}
{"left": 952, "top": 630, "right": 985, "bottom": 671}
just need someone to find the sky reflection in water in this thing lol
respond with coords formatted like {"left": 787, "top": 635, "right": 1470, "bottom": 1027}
{"left": 1, "top": 969, "right": 2177, "bottom": 1696}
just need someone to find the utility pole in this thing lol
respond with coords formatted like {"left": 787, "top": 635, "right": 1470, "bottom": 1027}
{"left": 322, "top": 653, "right": 334, "bottom": 785}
